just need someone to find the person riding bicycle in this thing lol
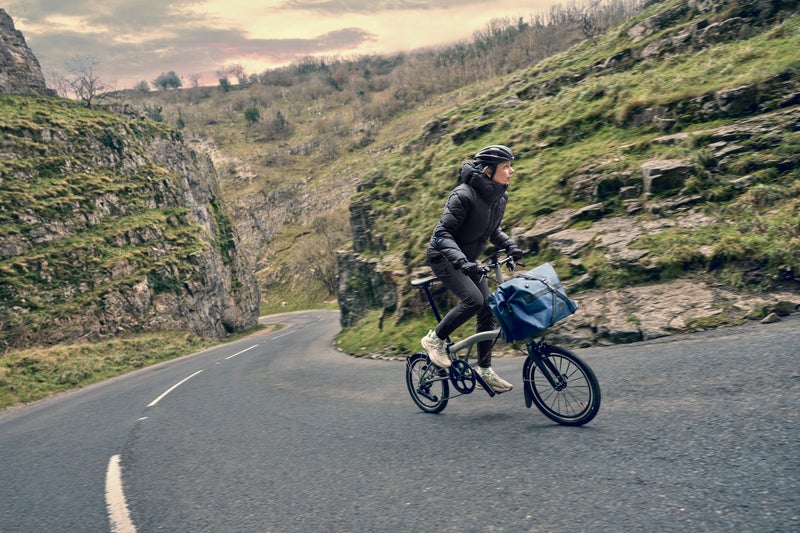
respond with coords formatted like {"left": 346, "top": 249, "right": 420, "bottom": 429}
{"left": 421, "top": 144, "right": 523, "bottom": 392}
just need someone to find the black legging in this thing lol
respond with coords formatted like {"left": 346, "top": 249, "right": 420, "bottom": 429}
{"left": 429, "top": 256, "right": 496, "bottom": 368}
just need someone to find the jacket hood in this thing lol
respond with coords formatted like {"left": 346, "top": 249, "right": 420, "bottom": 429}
{"left": 461, "top": 161, "right": 507, "bottom": 202}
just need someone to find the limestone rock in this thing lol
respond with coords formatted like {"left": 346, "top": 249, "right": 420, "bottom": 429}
{"left": 0, "top": 9, "right": 51, "bottom": 96}
{"left": 641, "top": 159, "right": 693, "bottom": 194}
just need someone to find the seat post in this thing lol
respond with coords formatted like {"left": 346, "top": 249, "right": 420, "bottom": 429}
{"left": 420, "top": 284, "right": 444, "bottom": 324}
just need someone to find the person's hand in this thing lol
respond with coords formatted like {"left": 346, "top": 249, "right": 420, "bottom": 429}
{"left": 460, "top": 262, "right": 481, "bottom": 277}
{"left": 507, "top": 245, "right": 524, "bottom": 261}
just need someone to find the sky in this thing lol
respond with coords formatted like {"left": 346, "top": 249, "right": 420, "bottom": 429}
{"left": 5, "top": 0, "right": 562, "bottom": 90}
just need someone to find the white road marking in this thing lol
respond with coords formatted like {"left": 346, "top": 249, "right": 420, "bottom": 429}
{"left": 273, "top": 330, "right": 296, "bottom": 339}
{"left": 225, "top": 344, "right": 259, "bottom": 360}
{"left": 105, "top": 455, "right": 136, "bottom": 533}
{"left": 147, "top": 370, "right": 204, "bottom": 408}
{"left": 105, "top": 343, "right": 262, "bottom": 531}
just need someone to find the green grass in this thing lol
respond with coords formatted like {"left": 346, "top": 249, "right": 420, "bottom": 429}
{"left": 355, "top": 10, "right": 800, "bottom": 266}
{"left": 0, "top": 331, "right": 218, "bottom": 410}
{"left": 335, "top": 308, "right": 492, "bottom": 357}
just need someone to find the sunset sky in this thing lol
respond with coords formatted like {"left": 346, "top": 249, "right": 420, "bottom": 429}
{"left": 6, "top": 0, "right": 563, "bottom": 90}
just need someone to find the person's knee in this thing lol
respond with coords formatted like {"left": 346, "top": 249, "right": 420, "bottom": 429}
{"left": 460, "top": 294, "right": 484, "bottom": 313}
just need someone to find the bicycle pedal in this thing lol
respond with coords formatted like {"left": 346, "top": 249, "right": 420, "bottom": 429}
{"left": 473, "top": 372, "right": 496, "bottom": 397}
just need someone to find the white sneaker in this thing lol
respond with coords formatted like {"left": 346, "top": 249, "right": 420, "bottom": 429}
{"left": 421, "top": 330, "right": 450, "bottom": 368}
{"left": 477, "top": 367, "right": 513, "bottom": 392}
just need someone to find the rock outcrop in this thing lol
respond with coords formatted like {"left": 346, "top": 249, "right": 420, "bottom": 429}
{"left": 0, "top": 12, "right": 260, "bottom": 351}
{"left": 0, "top": 96, "right": 262, "bottom": 351}
{"left": 0, "top": 9, "right": 50, "bottom": 96}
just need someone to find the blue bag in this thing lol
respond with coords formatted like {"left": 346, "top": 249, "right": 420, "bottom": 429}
{"left": 488, "top": 263, "right": 579, "bottom": 342}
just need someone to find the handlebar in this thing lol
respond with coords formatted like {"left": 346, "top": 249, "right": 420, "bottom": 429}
{"left": 478, "top": 253, "right": 523, "bottom": 284}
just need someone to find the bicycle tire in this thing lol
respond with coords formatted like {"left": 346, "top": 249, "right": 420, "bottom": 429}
{"left": 406, "top": 352, "right": 449, "bottom": 413}
{"left": 524, "top": 345, "right": 600, "bottom": 426}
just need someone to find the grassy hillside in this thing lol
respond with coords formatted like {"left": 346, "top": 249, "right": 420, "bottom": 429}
{"left": 110, "top": 0, "right": 647, "bottom": 314}
{"left": 353, "top": 3, "right": 798, "bottom": 265}
{"left": 335, "top": 0, "right": 799, "bottom": 354}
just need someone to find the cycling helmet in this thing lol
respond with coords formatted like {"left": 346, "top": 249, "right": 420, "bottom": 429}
{"left": 474, "top": 145, "right": 514, "bottom": 166}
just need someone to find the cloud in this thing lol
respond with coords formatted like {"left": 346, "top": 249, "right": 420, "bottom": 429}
{"left": 279, "top": 0, "right": 483, "bottom": 13}
{"left": 8, "top": 0, "right": 378, "bottom": 86}
{"left": 6, "top": 0, "right": 556, "bottom": 88}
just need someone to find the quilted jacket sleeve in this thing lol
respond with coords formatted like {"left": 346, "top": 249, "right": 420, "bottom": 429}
{"left": 490, "top": 225, "right": 515, "bottom": 251}
{"left": 431, "top": 189, "right": 470, "bottom": 267}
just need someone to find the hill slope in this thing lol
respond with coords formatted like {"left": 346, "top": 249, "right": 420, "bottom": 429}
{"left": 0, "top": 96, "right": 260, "bottom": 351}
{"left": 336, "top": 0, "right": 800, "bottom": 353}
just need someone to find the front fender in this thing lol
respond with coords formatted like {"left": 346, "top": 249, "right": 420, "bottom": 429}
{"left": 522, "top": 356, "right": 534, "bottom": 408}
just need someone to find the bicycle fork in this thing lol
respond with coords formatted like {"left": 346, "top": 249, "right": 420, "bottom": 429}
{"left": 522, "top": 343, "right": 567, "bottom": 409}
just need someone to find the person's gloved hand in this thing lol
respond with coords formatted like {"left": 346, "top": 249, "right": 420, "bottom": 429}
{"left": 459, "top": 262, "right": 481, "bottom": 277}
{"left": 507, "top": 245, "right": 524, "bottom": 261}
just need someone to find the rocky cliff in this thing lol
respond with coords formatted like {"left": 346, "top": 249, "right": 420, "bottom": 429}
{"left": 337, "top": 0, "right": 799, "bottom": 351}
{"left": 0, "top": 8, "right": 50, "bottom": 96}
{"left": 0, "top": 11, "right": 260, "bottom": 351}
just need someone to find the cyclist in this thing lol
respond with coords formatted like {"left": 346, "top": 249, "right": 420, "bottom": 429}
{"left": 421, "top": 144, "right": 523, "bottom": 392}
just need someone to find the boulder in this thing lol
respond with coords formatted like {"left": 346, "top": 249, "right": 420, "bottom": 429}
{"left": 641, "top": 159, "right": 693, "bottom": 194}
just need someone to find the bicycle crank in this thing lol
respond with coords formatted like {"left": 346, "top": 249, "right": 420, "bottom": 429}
{"left": 449, "top": 359, "right": 476, "bottom": 394}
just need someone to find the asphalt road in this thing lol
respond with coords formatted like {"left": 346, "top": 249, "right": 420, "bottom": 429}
{"left": 1, "top": 310, "right": 798, "bottom": 532}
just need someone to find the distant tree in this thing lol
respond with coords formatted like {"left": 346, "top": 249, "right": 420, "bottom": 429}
{"left": 134, "top": 80, "right": 150, "bottom": 92}
{"left": 270, "top": 110, "right": 291, "bottom": 137}
{"left": 188, "top": 73, "right": 202, "bottom": 88}
{"left": 217, "top": 63, "right": 248, "bottom": 86}
{"left": 297, "top": 212, "right": 350, "bottom": 296}
{"left": 231, "top": 64, "right": 248, "bottom": 86}
{"left": 153, "top": 71, "right": 182, "bottom": 90}
{"left": 218, "top": 78, "right": 232, "bottom": 92}
{"left": 244, "top": 106, "right": 261, "bottom": 124}
{"left": 46, "top": 68, "right": 70, "bottom": 98}
{"left": 63, "top": 56, "right": 111, "bottom": 108}
{"left": 579, "top": 0, "right": 606, "bottom": 43}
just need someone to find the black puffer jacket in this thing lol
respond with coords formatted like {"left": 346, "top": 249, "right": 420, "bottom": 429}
{"left": 427, "top": 162, "right": 515, "bottom": 266}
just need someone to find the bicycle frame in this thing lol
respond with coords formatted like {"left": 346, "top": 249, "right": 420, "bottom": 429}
{"left": 412, "top": 253, "right": 512, "bottom": 342}
{"left": 413, "top": 254, "right": 567, "bottom": 395}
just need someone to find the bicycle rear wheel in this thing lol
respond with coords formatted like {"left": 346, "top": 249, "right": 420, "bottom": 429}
{"left": 406, "top": 352, "right": 449, "bottom": 413}
{"left": 524, "top": 345, "right": 600, "bottom": 426}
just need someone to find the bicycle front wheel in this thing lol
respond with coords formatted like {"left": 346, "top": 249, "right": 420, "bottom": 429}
{"left": 524, "top": 345, "right": 600, "bottom": 426}
{"left": 406, "top": 352, "right": 449, "bottom": 413}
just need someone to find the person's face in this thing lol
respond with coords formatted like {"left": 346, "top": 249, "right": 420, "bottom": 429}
{"left": 489, "top": 161, "right": 514, "bottom": 185}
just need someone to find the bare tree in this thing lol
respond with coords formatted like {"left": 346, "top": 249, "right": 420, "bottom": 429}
{"left": 45, "top": 68, "right": 70, "bottom": 98}
{"left": 216, "top": 63, "right": 248, "bottom": 87}
{"left": 579, "top": 0, "right": 606, "bottom": 43}
{"left": 63, "top": 56, "right": 111, "bottom": 108}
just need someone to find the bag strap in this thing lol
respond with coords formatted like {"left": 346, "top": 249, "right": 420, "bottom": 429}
{"left": 523, "top": 275, "right": 579, "bottom": 326}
